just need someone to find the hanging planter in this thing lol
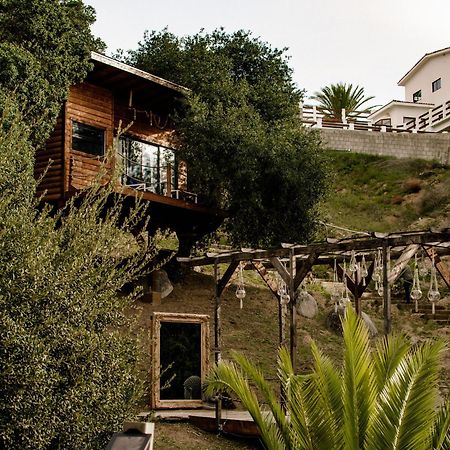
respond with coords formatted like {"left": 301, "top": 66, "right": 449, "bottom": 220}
{"left": 427, "top": 253, "right": 440, "bottom": 315}
{"left": 235, "top": 262, "right": 246, "bottom": 309}
{"left": 410, "top": 254, "right": 422, "bottom": 313}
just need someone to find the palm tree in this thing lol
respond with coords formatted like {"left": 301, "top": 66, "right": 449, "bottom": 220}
{"left": 311, "top": 83, "right": 376, "bottom": 122}
{"left": 206, "top": 308, "right": 449, "bottom": 450}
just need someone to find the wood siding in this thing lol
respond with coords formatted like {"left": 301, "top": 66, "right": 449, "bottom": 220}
{"left": 65, "top": 83, "right": 114, "bottom": 191}
{"left": 35, "top": 113, "right": 65, "bottom": 201}
{"left": 114, "top": 102, "right": 175, "bottom": 148}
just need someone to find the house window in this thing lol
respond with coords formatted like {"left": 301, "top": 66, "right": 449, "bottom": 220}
{"left": 375, "top": 118, "right": 391, "bottom": 126}
{"left": 72, "top": 121, "right": 105, "bottom": 156}
{"left": 413, "top": 90, "right": 422, "bottom": 103}
{"left": 432, "top": 78, "right": 441, "bottom": 92}
{"left": 119, "top": 136, "right": 176, "bottom": 195}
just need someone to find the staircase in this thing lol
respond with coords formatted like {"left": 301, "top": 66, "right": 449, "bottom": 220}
{"left": 412, "top": 304, "right": 450, "bottom": 326}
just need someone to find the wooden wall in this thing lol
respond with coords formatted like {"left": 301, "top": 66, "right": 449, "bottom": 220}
{"left": 35, "top": 113, "right": 65, "bottom": 201}
{"left": 36, "top": 81, "right": 186, "bottom": 201}
{"left": 114, "top": 102, "right": 175, "bottom": 148}
{"left": 65, "top": 83, "right": 114, "bottom": 191}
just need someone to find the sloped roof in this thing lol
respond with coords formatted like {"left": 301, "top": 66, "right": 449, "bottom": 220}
{"left": 398, "top": 46, "right": 450, "bottom": 86}
{"left": 368, "top": 100, "right": 433, "bottom": 119}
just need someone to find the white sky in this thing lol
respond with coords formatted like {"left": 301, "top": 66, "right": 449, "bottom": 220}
{"left": 85, "top": 0, "right": 449, "bottom": 107}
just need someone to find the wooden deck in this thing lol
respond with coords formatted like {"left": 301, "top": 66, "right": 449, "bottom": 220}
{"left": 146, "top": 408, "right": 262, "bottom": 438}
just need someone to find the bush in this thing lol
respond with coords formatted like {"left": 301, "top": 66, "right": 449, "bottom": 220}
{"left": 0, "top": 110, "right": 155, "bottom": 450}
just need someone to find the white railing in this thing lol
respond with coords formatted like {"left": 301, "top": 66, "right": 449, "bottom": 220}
{"left": 301, "top": 100, "right": 450, "bottom": 134}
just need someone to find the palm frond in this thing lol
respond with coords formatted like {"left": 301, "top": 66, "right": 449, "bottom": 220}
{"left": 367, "top": 340, "right": 446, "bottom": 450}
{"left": 206, "top": 357, "right": 285, "bottom": 450}
{"left": 427, "top": 402, "right": 450, "bottom": 450}
{"left": 341, "top": 307, "right": 377, "bottom": 450}
{"left": 373, "top": 334, "right": 409, "bottom": 393}
{"left": 302, "top": 342, "right": 343, "bottom": 449}
{"left": 277, "top": 346, "right": 316, "bottom": 450}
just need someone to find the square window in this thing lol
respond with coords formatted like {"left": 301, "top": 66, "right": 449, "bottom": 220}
{"left": 72, "top": 121, "right": 105, "bottom": 156}
{"left": 432, "top": 78, "right": 441, "bottom": 92}
{"left": 413, "top": 90, "right": 422, "bottom": 103}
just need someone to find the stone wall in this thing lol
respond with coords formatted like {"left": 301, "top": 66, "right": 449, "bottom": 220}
{"left": 319, "top": 128, "right": 450, "bottom": 164}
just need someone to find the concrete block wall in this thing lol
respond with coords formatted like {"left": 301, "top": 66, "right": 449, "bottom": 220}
{"left": 319, "top": 128, "right": 450, "bottom": 164}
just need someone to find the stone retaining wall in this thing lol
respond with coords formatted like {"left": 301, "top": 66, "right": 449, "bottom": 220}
{"left": 319, "top": 128, "right": 450, "bottom": 164}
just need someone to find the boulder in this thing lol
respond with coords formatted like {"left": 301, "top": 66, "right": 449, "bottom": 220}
{"left": 297, "top": 291, "right": 318, "bottom": 319}
{"left": 326, "top": 305, "right": 377, "bottom": 337}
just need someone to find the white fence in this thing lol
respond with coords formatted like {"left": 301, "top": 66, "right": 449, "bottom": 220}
{"left": 301, "top": 100, "right": 450, "bottom": 134}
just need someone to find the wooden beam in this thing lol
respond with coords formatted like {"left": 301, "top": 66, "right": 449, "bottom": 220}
{"left": 388, "top": 244, "right": 419, "bottom": 284}
{"left": 294, "top": 252, "right": 319, "bottom": 291}
{"left": 270, "top": 257, "right": 290, "bottom": 286}
{"left": 251, "top": 261, "right": 279, "bottom": 300}
{"left": 217, "top": 261, "right": 239, "bottom": 297}
{"left": 424, "top": 247, "right": 450, "bottom": 289}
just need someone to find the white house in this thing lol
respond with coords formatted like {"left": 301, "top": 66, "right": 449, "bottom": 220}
{"left": 369, "top": 46, "right": 450, "bottom": 132}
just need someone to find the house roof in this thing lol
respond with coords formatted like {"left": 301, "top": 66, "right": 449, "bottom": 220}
{"left": 398, "top": 46, "right": 450, "bottom": 86}
{"left": 369, "top": 99, "right": 434, "bottom": 119}
{"left": 86, "top": 52, "right": 189, "bottom": 115}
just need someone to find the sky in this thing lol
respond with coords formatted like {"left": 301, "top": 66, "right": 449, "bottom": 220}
{"left": 85, "top": 0, "right": 449, "bottom": 107}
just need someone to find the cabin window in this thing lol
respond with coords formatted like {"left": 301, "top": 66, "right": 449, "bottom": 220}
{"left": 413, "top": 90, "right": 421, "bottom": 103}
{"left": 432, "top": 78, "right": 441, "bottom": 92}
{"left": 72, "top": 121, "right": 105, "bottom": 156}
{"left": 119, "top": 136, "right": 176, "bottom": 195}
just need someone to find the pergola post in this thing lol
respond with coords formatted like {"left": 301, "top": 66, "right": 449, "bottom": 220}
{"left": 382, "top": 242, "right": 392, "bottom": 334}
{"left": 289, "top": 250, "right": 297, "bottom": 372}
{"left": 213, "top": 261, "right": 222, "bottom": 432}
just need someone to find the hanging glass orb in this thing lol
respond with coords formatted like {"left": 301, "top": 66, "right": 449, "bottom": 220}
{"left": 360, "top": 256, "right": 368, "bottom": 279}
{"left": 280, "top": 293, "right": 290, "bottom": 305}
{"left": 428, "top": 288, "right": 440, "bottom": 303}
{"left": 410, "top": 288, "right": 422, "bottom": 301}
{"left": 235, "top": 285, "right": 246, "bottom": 309}
{"left": 377, "top": 285, "right": 384, "bottom": 297}
{"left": 331, "top": 288, "right": 341, "bottom": 303}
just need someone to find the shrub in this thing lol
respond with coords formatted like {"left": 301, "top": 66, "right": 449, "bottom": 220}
{"left": 403, "top": 177, "right": 422, "bottom": 194}
{"left": 0, "top": 110, "right": 155, "bottom": 450}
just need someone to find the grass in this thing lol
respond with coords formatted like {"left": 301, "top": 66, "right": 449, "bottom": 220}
{"left": 321, "top": 150, "right": 450, "bottom": 235}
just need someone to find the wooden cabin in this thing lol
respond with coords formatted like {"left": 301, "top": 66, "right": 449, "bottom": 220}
{"left": 35, "top": 52, "right": 223, "bottom": 253}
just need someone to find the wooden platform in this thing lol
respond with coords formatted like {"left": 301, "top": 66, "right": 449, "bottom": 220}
{"left": 149, "top": 408, "right": 262, "bottom": 438}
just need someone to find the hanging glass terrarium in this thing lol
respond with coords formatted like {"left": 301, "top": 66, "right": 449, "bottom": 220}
{"left": 360, "top": 254, "right": 369, "bottom": 286}
{"left": 235, "top": 262, "right": 246, "bottom": 309}
{"left": 341, "top": 260, "right": 351, "bottom": 305}
{"left": 348, "top": 250, "right": 357, "bottom": 275}
{"left": 372, "top": 249, "right": 383, "bottom": 283}
{"left": 427, "top": 253, "right": 440, "bottom": 315}
{"left": 331, "top": 259, "right": 342, "bottom": 306}
{"left": 410, "top": 264, "right": 422, "bottom": 313}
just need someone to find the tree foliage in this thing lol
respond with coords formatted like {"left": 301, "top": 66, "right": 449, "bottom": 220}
{"left": 0, "top": 108, "right": 155, "bottom": 450}
{"left": 123, "top": 29, "right": 329, "bottom": 247}
{"left": 311, "top": 82, "right": 376, "bottom": 121}
{"left": 0, "top": 0, "right": 104, "bottom": 146}
{"left": 206, "top": 307, "right": 449, "bottom": 450}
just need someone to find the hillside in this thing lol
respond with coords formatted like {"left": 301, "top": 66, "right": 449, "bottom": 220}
{"left": 145, "top": 151, "right": 450, "bottom": 449}
{"left": 320, "top": 150, "right": 450, "bottom": 236}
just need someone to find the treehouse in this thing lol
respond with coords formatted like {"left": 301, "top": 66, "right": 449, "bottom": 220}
{"left": 35, "top": 52, "right": 224, "bottom": 254}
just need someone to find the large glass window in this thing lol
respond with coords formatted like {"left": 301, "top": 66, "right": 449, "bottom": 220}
{"left": 72, "top": 121, "right": 105, "bottom": 156}
{"left": 119, "top": 136, "right": 176, "bottom": 195}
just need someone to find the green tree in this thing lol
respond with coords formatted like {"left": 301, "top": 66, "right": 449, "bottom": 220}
{"left": 123, "top": 29, "right": 329, "bottom": 247}
{"left": 206, "top": 307, "right": 449, "bottom": 450}
{"left": 0, "top": 0, "right": 104, "bottom": 146}
{"left": 0, "top": 108, "right": 154, "bottom": 450}
{"left": 311, "top": 82, "right": 376, "bottom": 121}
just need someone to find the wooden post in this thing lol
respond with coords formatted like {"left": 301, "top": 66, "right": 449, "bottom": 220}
{"left": 214, "top": 261, "right": 222, "bottom": 432}
{"left": 289, "top": 250, "right": 297, "bottom": 372}
{"left": 383, "top": 243, "right": 392, "bottom": 335}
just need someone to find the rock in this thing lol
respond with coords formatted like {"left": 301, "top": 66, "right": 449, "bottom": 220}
{"left": 297, "top": 291, "right": 318, "bottom": 319}
{"left": 326, "top": 306, "right": 377, "bottom": 337}
{"left": 361, "top": 312, "right": 378, "bottom": 337}
{"left": 155, "top": 270, "right": 173, "bottom": 299}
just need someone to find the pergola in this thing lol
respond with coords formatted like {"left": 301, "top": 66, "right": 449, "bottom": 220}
{"left": 178, "top": 228, "right": 450, "bottom": 373}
